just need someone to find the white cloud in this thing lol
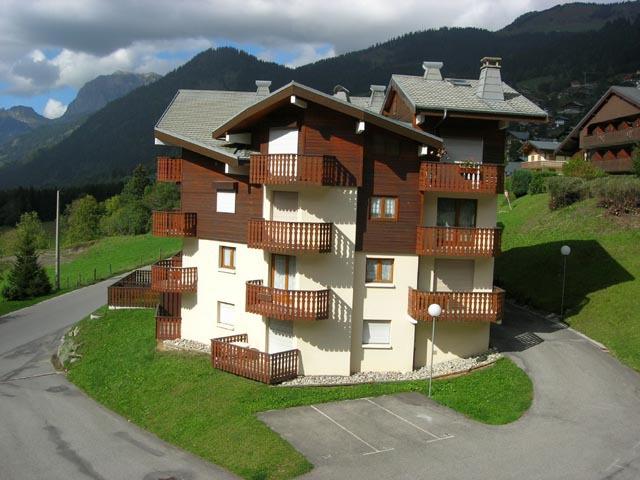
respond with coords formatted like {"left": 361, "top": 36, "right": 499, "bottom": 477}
{"left": 0, "top": 0, "right": 619, "bottom": 96}
{"left": 43, "top": 98, "right": 67, "bottom": 118}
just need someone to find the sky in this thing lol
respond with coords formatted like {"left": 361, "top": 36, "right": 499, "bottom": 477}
{"left": 0, "top": 0, "right": 619, "bottom": 118}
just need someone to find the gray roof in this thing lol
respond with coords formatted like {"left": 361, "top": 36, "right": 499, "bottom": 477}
{"left": 155, "top": 89, "right": 262, "bottom": 158}
{"left": 391, "top": 75, "right": 547, "bottom": 119}
{"left": 350, "top": 95, "right": 385, "bottom": 113}
{"left": 507, "top": 130, "right": 530, "bottom": 141}
{"left": 527, "top": 140, "right": 560, "bottom": 151}
{"left": 611, "top": 86, "right": 640, "bottom": 106}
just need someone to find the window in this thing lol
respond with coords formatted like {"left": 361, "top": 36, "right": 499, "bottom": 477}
{"left": 370, "top": 196, "right": 398, "bottom": 220}
{"left": 365, "top": 258, "right": 394, "bottom": 283}
{"left": 216, "top": 188, "right": 236, "bottom": 213}
{"left": 217, "top": 302, "right": 235, "bottom": 328}
{"left": 219, "top": 246, "right": 235, "bottom": 270}
{"left": 437, "top": 198, "right": 477, "bottom": 228}
{"left": 363, "top": 320, "right": 391, "bottom": 345}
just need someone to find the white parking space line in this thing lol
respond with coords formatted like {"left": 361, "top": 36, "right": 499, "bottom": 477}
{"left": 310, "top": 405, "right": 394, "bottom": 456}
{"left": 364, "top": 398, "right": 454, "bottom": 441}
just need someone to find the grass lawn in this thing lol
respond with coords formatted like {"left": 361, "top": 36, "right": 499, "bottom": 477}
{"left": 68, "top": 308, "right": 532, "bottom": 480}
{"left": 0, "top": 234, "right": 181, "bottom": 316}
{"left": 497, "top": 193, "right": 640, "bottom": 371}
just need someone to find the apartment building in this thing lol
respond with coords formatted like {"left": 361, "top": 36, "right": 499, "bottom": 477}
{"left": 151, "top": 57, "right": 546, "bottom": 381}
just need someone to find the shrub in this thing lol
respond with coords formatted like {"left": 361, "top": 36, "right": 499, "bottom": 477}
{"left": 548, "top": 176, "right": 588, "bottom": 210}
{"left": 528, "top": 170, "right": 557, "bottom": 195}
{"left": 632, "top": 145, "right": 640, "bottom": 178}
{"left": 511, "top": 169, "right": 533, "bottom": 197}
{"left": 562, "top": 154, "right": 605, "bottom": 180}
{"left": 64, "top": 195, "right": 103, "bottom": 245}
{"left": 589, "top": 176, "right": 640, "bottom": 215}
{"left": 100, "top": 201, "right": 150, "bottom": 236}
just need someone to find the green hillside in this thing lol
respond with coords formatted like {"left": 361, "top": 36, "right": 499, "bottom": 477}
{"left": 496, "top": 194, "right": 640, "bottom": 371}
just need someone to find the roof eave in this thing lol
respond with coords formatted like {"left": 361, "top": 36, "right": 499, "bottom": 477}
{"left": 154, "top": 128, "right": 239, "bottom": 165}
{"left": 417, "top": 107, "right": 547, "bottom": 123}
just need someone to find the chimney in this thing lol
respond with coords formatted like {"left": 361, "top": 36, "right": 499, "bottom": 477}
{"left": 255, "top": 80, "right": 271, "bottom": 96}
{"left": 476, "top": 57, "right": 504, "bottom": 101}
{"left": 369, "top": 84, "right": 386, "bottom": 107}
{"left": 333, "top": 85, "right": 351, "bottom": 102}
{"left": 422, "top": 61, "right": 443, "bottom": 81}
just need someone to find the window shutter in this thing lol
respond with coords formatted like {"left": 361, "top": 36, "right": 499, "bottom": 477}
{"left": 218, "top": 302, "right": 235, "bottom": 327}
{"left": 363, "top": 320, "right": 391, "bottom": 344}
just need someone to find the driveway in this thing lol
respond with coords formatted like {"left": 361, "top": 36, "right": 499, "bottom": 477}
{"left": 260, "top": 304, "right": 640, "bottom": 479}
{"left": 0, "top": 278, "right": 235, "bottom": 480}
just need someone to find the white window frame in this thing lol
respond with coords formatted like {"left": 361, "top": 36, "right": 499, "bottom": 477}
{"left": 362, "top": 320, "right": 392, "bottom": 348}
{"left": 217, "top": 301, "right": 235, "bottom": 329}
{"left": 216, "top": 189, "right": 236, "bottom": 214}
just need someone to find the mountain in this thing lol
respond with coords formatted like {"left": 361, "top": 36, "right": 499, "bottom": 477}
{"left": 0, "top": 106, "right": 49, "bottom": 144}
{"left": 501, "top": 1, "right": 640, "bottom": 34}
{"left": 0, "top": 10, "right": 639, "bottom": 188}
{"left": 62, "top": 71, "right": 161, "bottom": 119}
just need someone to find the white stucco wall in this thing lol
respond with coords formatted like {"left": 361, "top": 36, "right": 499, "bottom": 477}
{"left": 413, "top": 321, "right": 490, "bottom": 368}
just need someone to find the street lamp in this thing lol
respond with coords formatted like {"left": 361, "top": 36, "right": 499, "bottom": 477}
{"left": 427, "top": 303, "right": 442, "bottom": 397}
{"left": 560, "top": 245, "right": 571, "bottom": 321}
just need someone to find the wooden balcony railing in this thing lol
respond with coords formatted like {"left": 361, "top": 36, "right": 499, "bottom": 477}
{"left": 419, "top": 162, "right": 504, "bottom": 194}
{"left": 581, "top": 126, "right": 640, "bottom": 149}
{"left": 416, "top": 226, "right": 501, "bottom": 257}
{"left": 521, "top": 160, "right": 566, "bottom": 171}
{"left": 247, "top": 219, "right": 332, "bottom": 253}
{"left": 152, "top": 211, "right": 197, "bottom": 237}
{"left": 249, "top": 154, "right": 355, "bottom": 186}
{"left": 211, "top": 333, "right": 299, "bottom": 384}
{"left": 155, "top": 304, "right": 181, "bottom": 340}
{"left": 151, "top": 258, "right": 197, "bottom": 293}
{"left": 408, "top": 287, "right": 505, "bottom": 323}
{"left": 157, "top": 157, "right": 182, "bottom": 182}
{"left": 107, "top": 270, "right": 159, "bottom": 308}
{"left": 245, "top": 280, "right": 330, "bottom": 321}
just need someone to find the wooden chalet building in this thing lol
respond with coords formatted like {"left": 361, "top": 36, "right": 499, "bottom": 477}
{"left": 557, "top": 86, "right": 640, "bottom": 173}
{"left": 520, "top": 140, "right": 568, "bottom": 171}
{"left": 151, "top": 57, "right": 546, "bottom": 382}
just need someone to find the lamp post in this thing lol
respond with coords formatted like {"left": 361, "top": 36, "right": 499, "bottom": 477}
{"left": 560, "top": 245, "right": 571, "bottom": 321}
{"left": 427, "top": 303, "right": 442, "bottom": 397}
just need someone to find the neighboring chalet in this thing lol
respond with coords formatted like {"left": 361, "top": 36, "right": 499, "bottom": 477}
{"left": 557, "top": 86, "right": 640, "bottom": 173}
{"left": 149, "top": 57, "right": 545, "bottom": 382}
{"left": 521, "top": 140, "right": 569, "bottom": 171}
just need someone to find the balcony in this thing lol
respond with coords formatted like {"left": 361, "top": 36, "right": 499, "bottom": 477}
{"left": 155, "top": 304, "right": 181, "bottom": 340}
{"left": 152, "top": 211, "right": 197, "bottom": 237}
{"left": 249, "top": 154, "right": 355, "bottom": 186}
{"left": 419, "top": 162, "right": 504, "bottom": 194}
{"left": 408, "top": 287, "right": 505, "bottom": 323}
{"left": 416, "top": 226, "right": 501, "bottom": 257}
{"left": 245, "top": 280, "right": 330, "bottom": 321}
{"left": 521, "top": 160, "right": 566, "bottom": 171}
{"left": 247, "top": 219, "right": 332, "bottom": 253}
{"left": 151, "top": 257, "right": 197, "bottom": 293}
{"left": 107, "top": 270, "right": 159, "bottom": 308}
{"left": 581, "top": 125, "right": 640, "bottom": 150}
{"left": 157, "top": 157, "right": 182, "bottom": 182}
{"left": 211, "top": 334, "right": 299, "bottom": 384}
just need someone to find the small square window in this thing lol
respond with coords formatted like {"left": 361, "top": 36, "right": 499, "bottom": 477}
{"left": 370, "top": 196, "right": 398, "bottom": 221}
{"left": 219, "top": 246, "right": 235, "bottom": 270}
{"left": 365, "top": 258, "right": 394, "bottom": 283}
{"left": 363, "top": 320, "right": 391, "bottom": 345}
{"left": 218, "top": 302, "right": 235, "bottom": 328}
{"left": 216, "top": 189, "right": 236, "bottom": 213}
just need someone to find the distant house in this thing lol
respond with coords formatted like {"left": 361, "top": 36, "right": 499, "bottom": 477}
{"left": 521, "top": 140, "right": 569, "bottom": 171}
{"left": 556, "top": 86, "right": 640, "bottom": 173}
{"left": 553, "top": 116, "right": 569, "bottom": 127}
{"left": 559, "top": 100, "right": 584, "bottom": 115}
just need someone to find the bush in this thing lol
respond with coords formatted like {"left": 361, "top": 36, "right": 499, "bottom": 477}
{"left": 100, "top": 201, "right": 150, "bottom": 236}
{"left": 64, "top": 195, "right": 103, "bottom": 245}
{"left": 511, "top": 169, "right": 533, "bottom": 197}
{"left": 562, "top": 154, "right": 605, "bottom": 180}
{"left": 632, "top": 146, "right": 640, "bottom": 178}
{"left": 528, "top": 170, "right": 557, "bottom": 195}
{"left": 548, "top": 176, "right": 588, "bottom": 210}
{"left": 589, "top": 176, "right": 640, "bottom": 215}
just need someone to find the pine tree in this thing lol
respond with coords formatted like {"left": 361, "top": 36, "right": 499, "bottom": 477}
{"left": 2, "top": 226, "right": 52, "bottom": 300}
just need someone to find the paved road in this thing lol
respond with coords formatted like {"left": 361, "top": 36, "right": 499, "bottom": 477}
{"left": 261, "top": 304, "right": 640, "bottom": 479}
{"left": 0, "top": 279, "right": 235, "bottom": 480}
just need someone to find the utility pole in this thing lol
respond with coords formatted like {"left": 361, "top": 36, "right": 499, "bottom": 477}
{"left": 55, "top": 190, "right": 60, "bottom": 291}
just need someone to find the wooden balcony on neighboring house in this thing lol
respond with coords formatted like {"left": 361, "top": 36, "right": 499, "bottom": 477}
{"left": 247, "top": 219, "right": 333, "bottom": 253}
{"left": 152, "top": 211, "right": 197, "bottom": 237}
{"left": 211, "top": 333, "right": 299, "bottom": 384}
{"left": 416, "top": 226, "right": 501, "bottom": 257}
{"left": 581, "top": 125, "right": 640, "bottom": 149}
{"left": 245, "top": 280, "right": 330, "bottom": 321}
{"left": 156, "top": 157, "right": 182, "bottom": 182}
{"left": 408, "top": 287, "right": 505, "bottom": 323}
{"left": 151, "top": 256, "right": 197, "bottom": 293}
{"left": 107, "top": 270, "right": 159, "bottom": 308}
{"left": 155, "top": 304, "right": 181, "bottom": 340}
{"left": 249, "top": 154, "right": 355, "bottom": 186}
{"left": 419, "top": 162, "right": 504, "bottom": 194}
{"left": 521, "top": 160, "right": 566, "bottom": 171}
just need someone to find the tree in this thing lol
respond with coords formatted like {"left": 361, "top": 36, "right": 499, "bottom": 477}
{"left": 562, "top": 154, "right": 606, "bottom": 180}
{"left": 143, "top": 182, "right": 180, "bottom": 212}
{"left": 511, "top": 169, "right": 533, "bottom": 197}
{"left": 122, "top": 164, "right": 151, "bottom": 200}
{"left": 632, "top": 145, "right": 640, "bottom": 178}
{"left": 2, "top": 219, "right": 52, "bottom": 300}
{"left": 10, "top": 211, "right": 49, "bottom": 253}
{"left": 64, "top": 195, "right": 103, "bottom": 245}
